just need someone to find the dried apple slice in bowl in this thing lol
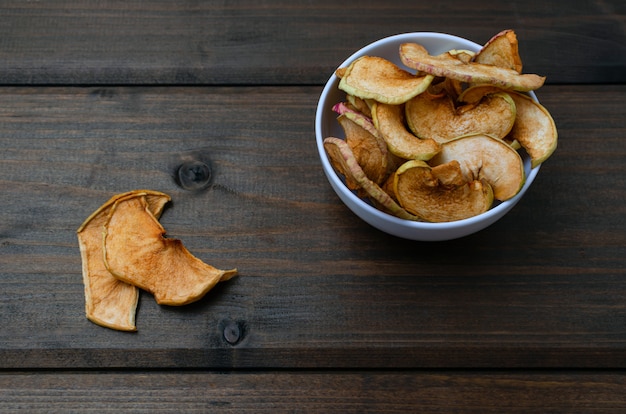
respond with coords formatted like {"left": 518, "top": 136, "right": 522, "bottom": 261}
{"left": 315, "top": 32, "right": 547, "bottom": 241}
{"left": 428, "top": 133, "right": 525, "bottom": 202}
{"left": 458, "top": 85, "right": 558, "bottom": 168}
{"left": 405, "top": 90, "right": 517, "bottom": 143}
{"left": 338, "top": 55, "right": 434, "bottom": 105}
{"left": 393, "top": 159, "right": 494, "bottom": 223}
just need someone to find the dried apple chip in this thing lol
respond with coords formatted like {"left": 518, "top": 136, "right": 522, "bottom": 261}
{"left": 506, "top": 91, "right": 558, "bottom": 167}
{"left": 371, "top": 101, "right": 441, "bottom": 160}
{"left": 405, "top": 90, "right": 516, "bottom": 143}
{"left": 332, "top": 101, "right": 382, "bottom": 142}
{"left": 474, "top": 29, "right": 523, "bottom": 73}
{"left": 393, "top": 159, "right": 494, "bottom": 222}
{"left": 429, "top": 133, "right": 525, "bottom": 201}
{"left": 399, "top": 42, "right": 545, "bottom": 92}
{"left": 103, "top": 195, "right": 237, "bottom": 306}
{"left": 323, "top": 137, "right": 420, "bottom": 221}
{"left": 458, "top": 85, "right": 556, "bottom": 166}
{"left": 338, "top": 55, "right": 435, "bottom": 104}
{"left": 77, "top": 190, "right": 171, "bottom": 331}
{"left": 337, "top": 114, "right": 389, "bottom": 185}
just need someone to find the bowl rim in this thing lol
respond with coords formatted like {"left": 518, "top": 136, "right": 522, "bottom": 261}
{"left": 315, "top": 32, "right": 541, "bottom": 232}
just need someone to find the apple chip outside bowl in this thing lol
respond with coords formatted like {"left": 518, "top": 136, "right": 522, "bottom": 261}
{"left": 315, "top": 32, "right": 541, "bottom": 241}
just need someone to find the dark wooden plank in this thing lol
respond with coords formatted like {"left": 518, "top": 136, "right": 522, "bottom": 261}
{"left": 1, "top": 370, "right": 626, "bottom": 413}
{"left": 0, "top": 0, "right": 623, "bottom": 85}
{"left": 0, "top": 85, "right": 625, "bottom": 369}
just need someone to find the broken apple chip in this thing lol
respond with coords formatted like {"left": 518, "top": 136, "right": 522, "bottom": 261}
{"left": 103, "top": 195, "right": 237, "bottom": 306}
{"left": 393, "top": 159, "right": 494, "bottom": 222}
{"left": 405, "top": 90, "right": 516, "bottom": 143}
{"left": 77, "top": 190, "right": 171, "bottom": 332}
{"left": 399, "top": 42, "right": 545, "bottom": 92}
{"left": 338, "top": 55, "right": 435, "bottom": 104}
{"left": 429, "top": 133, "right": 525, "bottom": 201}
{"left": 474, "top": 29, "right": 523, "bottom": 74}
{"left": 323, "top": 137, "right": 420, "bottom": 221}
{"left": 371, "top": 101, "right": 441, "bottom": 160}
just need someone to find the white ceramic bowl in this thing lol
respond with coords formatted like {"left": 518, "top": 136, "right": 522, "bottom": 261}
{"left": 315, "top": 32, "right": 540, "bottom": 241}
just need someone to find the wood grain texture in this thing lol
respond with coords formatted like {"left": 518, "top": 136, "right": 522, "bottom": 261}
{"left": 1, "top": 370, "right": 626, "bottom": 413}
{"left": 1, "top": 85, "right": 624, "bottom": 369}
{"left": 0, "top": 0, "right": 623, "bottom": 85}
{"left": 0, "top": 2, "right": 624, "bottom": 409}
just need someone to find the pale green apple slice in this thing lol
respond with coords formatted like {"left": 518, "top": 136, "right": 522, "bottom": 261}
{"left": 323, "top": 137, "right": 420, "bottom": 221}
{"left": 399, "top": 42, "right": 545, "bottom": 92}
{"left": 506, "top": 91, "right": 558, "bottom": 167}
{"left": 429, "top": 133, "right": 525, "bottom": 201}
{"left": 393, "top": 159, "right": 494, "bottom": 223}
{"left": 371, "top": 101, "right": 441, "bottom": 160}
{"left": 338, "top": 55, "right": 435, "bottom": 105}
{"left": 405, "top": 90, "right": 516, "bottom": 143}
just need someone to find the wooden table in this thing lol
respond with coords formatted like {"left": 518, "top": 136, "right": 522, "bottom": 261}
{"left": 1, "top": 1, "right": 625, "bottom": 411}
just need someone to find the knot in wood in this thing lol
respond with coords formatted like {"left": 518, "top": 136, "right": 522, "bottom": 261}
{"left": 177, "top": 160, "right": 212, "bottom": 190}
{"left": 223, "top": 321, "right": 242, "bottom": 345}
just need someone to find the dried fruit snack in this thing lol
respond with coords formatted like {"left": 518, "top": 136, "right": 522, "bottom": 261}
{"left": 77, "top": 190, "right": 171, "bottom": 331}
{"left": 103, "top": 195, "right": 237, "bottom": 306}
{"left": 78, "top": 190, "right": 237, "bottom": 331}
{"left": 399, "top": 42, "right": 545, "bottom": 91}
{"left": 324, "top": 30, "right": 557, "bottom": 223}
{"left": 338, "top": 56, "right": 434, "bottom": 104}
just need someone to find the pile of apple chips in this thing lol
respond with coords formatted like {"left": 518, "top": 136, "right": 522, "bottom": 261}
{"left": 324, "top": 30, "right": 557, "bottom": 223}
{"left": 77, "top": 190, "right": 237, "bottom": 331}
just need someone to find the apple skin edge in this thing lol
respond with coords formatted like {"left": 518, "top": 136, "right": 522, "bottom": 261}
{"left": 323, "top": 137, "right": 420, "bottom": 221}
{"left": 399, "top": 42, "right": 545, "bottom": 92}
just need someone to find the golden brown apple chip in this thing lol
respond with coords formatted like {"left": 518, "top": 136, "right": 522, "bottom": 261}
{"left": 393, "top": 160, "right": 494, "bottom": 223}
{"left": 399, "top": 42, "right": 545, "bottom": 92}
{"left": 323, "top": 137, "right": 420, "bottom": 221}
{"left": 405, "top": 90, "right": 516, "bottom": 143}
{"left": 474, "top": 29, "right": 523, "bottom": 74}
{"left": 506, "top": 91, "right": 558, "bottom": 168}
{"left": 371, "top": 101, "right": 441, "bottom": 160}
{"left": 77, "top": 190, "right": 171, "bottom": 331}
{"left": 103, "top": 195, "right": 237, "bottom": 306}
{"left": 429, "top": 133, "right": 525, "bottom": 201}
{"left": 339, "top": 56, "right": 434, "bottom": 104}
{"left": 337, "top": 113, "right": 389, "bottom": 186}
